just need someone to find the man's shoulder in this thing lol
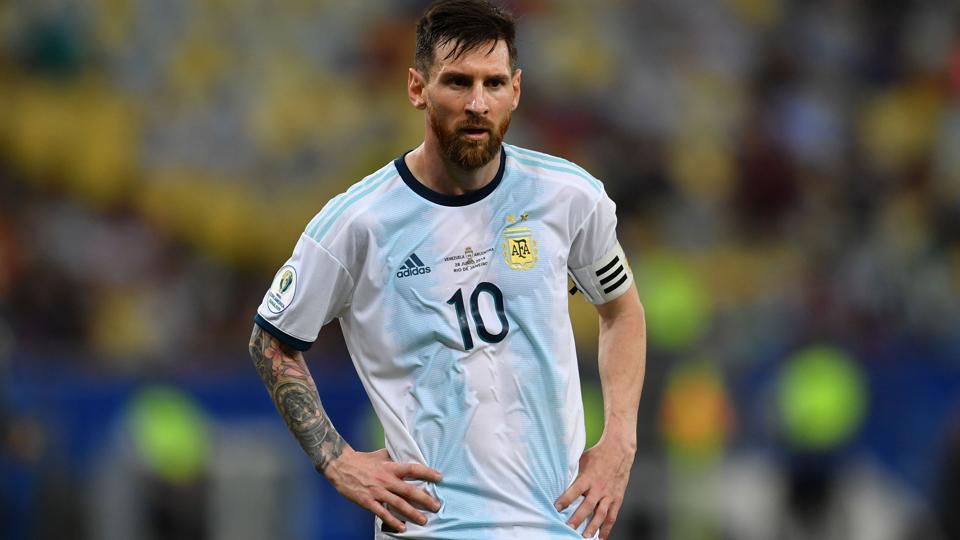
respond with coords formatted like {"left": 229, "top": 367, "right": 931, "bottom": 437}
{"left": 503, "top": 143, "right": 604, "bottom": 197}
{"left": 301, "top": 160, "right": 402, "bottom": 246}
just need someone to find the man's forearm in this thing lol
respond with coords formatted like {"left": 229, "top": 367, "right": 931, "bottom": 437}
{"left": 596, "top": 288, "right": 646, "bottom": 447}
{"left": 248, "top": 324, "right": 346, "bottom": 472}
{"left": 555, "top": 287, "right": 646, "bottom": 535}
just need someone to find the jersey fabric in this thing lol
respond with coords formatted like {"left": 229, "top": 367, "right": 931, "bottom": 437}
{"left": 255, "top": 143, "right": 632, "bottom": 539}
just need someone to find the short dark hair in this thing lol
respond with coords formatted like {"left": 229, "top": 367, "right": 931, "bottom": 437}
{"left": 415, "top": 0, "right": 518, "bottom": 78}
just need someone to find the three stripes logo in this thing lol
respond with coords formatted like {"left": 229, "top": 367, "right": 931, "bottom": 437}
{"left": 396, "top": 253, "right": 431, "bottom": 279}
{"left": 596, "top": 254, "right": 628, "bottom": 295}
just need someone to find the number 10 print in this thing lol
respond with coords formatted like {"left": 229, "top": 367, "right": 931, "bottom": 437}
{"left": 446, "top": 282, "right": 509, "bottom": 350}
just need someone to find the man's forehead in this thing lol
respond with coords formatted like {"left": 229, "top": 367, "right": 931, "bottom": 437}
{"left": 430, "top": 39, "right": 512, "bottom": 76}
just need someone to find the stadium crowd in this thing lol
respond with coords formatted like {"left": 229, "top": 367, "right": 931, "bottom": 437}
{"left": 1, "top": 1, "right": 960, "bottom": 539}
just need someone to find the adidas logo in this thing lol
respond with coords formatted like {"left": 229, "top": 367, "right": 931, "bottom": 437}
{"left": 396, "top": 253, "right": 431, "bottom": 278}
{"left": 596, "top": 255, "right": 627, "bottom": 294}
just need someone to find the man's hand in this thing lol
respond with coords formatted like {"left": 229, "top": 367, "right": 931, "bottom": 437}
{"left": 555, "top": 437, "right": 635, "bottom": 539}
{"left": 324, "top": 447, "right": 443, "bottom": 533}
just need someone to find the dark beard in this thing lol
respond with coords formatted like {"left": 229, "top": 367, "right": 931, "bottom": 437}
{"left": 429, "top": 112, "right": 510, "bottom": 170}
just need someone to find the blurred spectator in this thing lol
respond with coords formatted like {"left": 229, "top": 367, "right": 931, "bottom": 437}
{"left": 936, "top": 414, "right": 960, "bottom": 539}
{"left": 1, "top": 0, "right": 959, "bottom": 539}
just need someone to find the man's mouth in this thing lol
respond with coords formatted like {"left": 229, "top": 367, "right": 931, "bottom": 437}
{"left": 460, "top": 127, "right": 490, "bottom": 138}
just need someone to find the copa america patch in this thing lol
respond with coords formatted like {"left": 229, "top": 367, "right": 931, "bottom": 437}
{"left": 267, "top": 265, "right": 297, "bottom": 314}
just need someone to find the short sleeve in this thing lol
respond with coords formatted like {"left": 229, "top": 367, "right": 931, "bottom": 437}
{"left": 567, "top": 191, "right": 633, "bottom": 304}
{"left": 254, "top": 234, "right": 356, "bottom": 350}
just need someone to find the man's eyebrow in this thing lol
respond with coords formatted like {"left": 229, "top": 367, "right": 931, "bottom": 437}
{"left": 438, "top": 70, "right": 511, "bottom": 82}
{"left": 438, "top": 71, "right": 469, "bottom": 80}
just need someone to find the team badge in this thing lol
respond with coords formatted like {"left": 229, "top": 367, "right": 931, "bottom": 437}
{"left": 267, "top": 265, "right": 297, "bottom": 313}
{"left": 502, "top": 225, "right": 538, "bottom": 270}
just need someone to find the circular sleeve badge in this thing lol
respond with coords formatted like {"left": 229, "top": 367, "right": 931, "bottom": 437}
{"left": 267, "top": 265, "right": 297, "bottom": 314}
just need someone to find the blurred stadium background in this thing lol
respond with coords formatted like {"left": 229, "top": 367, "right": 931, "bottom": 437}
{"left": 2, "top": 0, "right": 960, "bottom": 539}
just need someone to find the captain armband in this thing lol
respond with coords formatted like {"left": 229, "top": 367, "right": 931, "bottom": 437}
{"left": 568, "top": 242, "right": 634, "bottom": 304}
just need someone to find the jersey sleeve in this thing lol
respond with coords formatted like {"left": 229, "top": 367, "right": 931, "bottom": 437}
{"left": 254, "top": 233, "right": 356, "bottom": 350}
{"left": 567, "top": 191, "right": 634, "bottom": 304}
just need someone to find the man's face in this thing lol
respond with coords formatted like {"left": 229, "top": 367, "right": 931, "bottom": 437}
{"left": 411, "top": 39, "right": 521, "bottom": 170}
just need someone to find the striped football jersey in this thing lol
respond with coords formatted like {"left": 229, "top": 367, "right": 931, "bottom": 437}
{"left": 255, "top": 143, "right": 632, "bottom": 539}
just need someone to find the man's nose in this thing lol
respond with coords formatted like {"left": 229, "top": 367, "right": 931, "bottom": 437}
{"left": 465, "top": 84, "right": 489, "bottom": 115}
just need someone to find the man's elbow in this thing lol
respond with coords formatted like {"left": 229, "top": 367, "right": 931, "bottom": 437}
{"left": 248, "top": 323, "right": 264, "bottom": 359}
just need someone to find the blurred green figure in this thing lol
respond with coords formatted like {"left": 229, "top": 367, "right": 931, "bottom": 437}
{"left": 128, "top": 385, "right": 211, "bottom": 484}
{"left": 778, "top": 346, "right": 867, "bottom": 451}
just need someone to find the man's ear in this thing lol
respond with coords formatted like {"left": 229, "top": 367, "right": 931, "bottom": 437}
{"left": 511, "top": 68, "right": 522, "bottom": 111}
{"left": 408, "top": 68, "right": 428, "bottom": 110}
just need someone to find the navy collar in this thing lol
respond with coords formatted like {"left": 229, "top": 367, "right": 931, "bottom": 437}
{"left": 394, "top": 148, "right": 506, "bottom": 207}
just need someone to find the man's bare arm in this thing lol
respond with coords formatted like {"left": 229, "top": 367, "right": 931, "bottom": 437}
{"left": 555, "top": 284, "right": 646, "bottom": 540}
{"left": 594, "top": 283, "right": 646, "bottom": 451}
{"left": 248, "top": 324, "right": 345, "bottom": 471}
{"left": 248, "top": 324, "right": 442, "bottom": 532}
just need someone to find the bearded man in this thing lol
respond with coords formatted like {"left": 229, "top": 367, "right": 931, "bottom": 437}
{"left": 249, "top": 1, "right": 646, "bottom": 538}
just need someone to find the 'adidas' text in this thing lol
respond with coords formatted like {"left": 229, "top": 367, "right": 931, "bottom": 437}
{"left": 397, "top": 253, "right": 431, "bottom": 279}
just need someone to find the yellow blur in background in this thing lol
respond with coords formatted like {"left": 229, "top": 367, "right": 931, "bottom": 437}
{"left": 2, "top": 0, "right": 960, "bottom": 539}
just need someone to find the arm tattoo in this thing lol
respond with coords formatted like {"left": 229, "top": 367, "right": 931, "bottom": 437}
{"left": 249, "top": 325, "right": 345, "bottom": 471}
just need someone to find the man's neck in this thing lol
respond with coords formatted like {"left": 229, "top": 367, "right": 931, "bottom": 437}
{"left": 405, "top": 141, "right": 502, "bottom": 196}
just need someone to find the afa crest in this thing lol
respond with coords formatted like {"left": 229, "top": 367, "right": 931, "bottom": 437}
{"left": 502, "top": 226, "right": 538, "bottom": 270}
